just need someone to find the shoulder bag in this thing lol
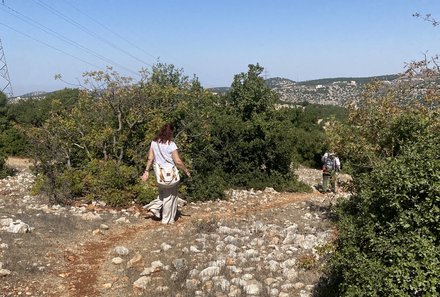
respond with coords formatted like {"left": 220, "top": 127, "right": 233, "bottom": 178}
{"left": 153, "top": 143, "right": 180, "bottom": 187}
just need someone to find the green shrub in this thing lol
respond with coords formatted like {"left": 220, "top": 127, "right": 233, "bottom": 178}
{"left": 188, "top": 171, "right": 228, "bottom": 201}
{"left": 131, "top": 182, "right": 158, "bottom": 205}
{"left": 0, "top": 126, "right": 28, "bottom": 156}
{"left": 32, "top": 159, "right": 149, "bottom": 206}
{"left": 0, "top": 152, "right": 10, "bottom": 179}
{"left": 80, "top": 159, "right": 139, "bottom": 206}
{"left": 318, "top": 134, "right": 440, "bottom": 296}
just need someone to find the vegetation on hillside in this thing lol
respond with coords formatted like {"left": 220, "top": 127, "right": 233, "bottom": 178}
{"left": 0, "top": 63, "right": 342, "bottom": 205}
{"left": 297, "top": 74, "right": 399, "bottom": 86}
{"left": 0, "top": 91, "right": 11, "bottom": 178}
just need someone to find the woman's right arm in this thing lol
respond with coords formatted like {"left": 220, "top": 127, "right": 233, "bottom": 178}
{"left": 172, "top": 150, "right": 190, "bottom": 177}
{"left": 141, "top": 146, "right": 154, "bottom": 181}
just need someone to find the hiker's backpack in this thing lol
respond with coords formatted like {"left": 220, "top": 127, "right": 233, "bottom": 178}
{"left": 323, "top": 155, "right": 335, "bottom": 173}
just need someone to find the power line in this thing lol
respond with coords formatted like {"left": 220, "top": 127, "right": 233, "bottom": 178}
{"left": 0, "top": 3, "right": 140, "bottom": 76}
{"left": 0, "top": 22, "right": 104, "bottom": 70}
{"left": 31, "top": 0, "right": 153, "bottom": 68}
{"left": 62, "top": 0, "right": 158, "bottom": 61}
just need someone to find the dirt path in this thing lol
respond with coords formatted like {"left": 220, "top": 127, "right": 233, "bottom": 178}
{"left": 65, "top": 192, "right": 316, "bottom": 296}
{"left": 1, "top": 159, "right": 350, "bottom": 297}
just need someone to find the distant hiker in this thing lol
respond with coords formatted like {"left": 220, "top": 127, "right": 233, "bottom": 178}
{"left": 321, "top": 152, "right": 341, "bottom": 193}
{"left": 141, "top": 124, "right": 191, "bottom": 224}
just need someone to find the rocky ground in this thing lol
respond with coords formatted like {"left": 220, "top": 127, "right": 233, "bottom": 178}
{"left": 0, "top": 159, "right": 352, "bottom": 297}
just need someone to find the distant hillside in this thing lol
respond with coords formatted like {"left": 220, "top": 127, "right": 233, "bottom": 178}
{"left": 16, "top": 74, "right": 403, "bottom": 107}
{"left": 208, "top": 87, "right": 230, "bottom": 94}
{"left": 10, "top": 91, "right": 49, "bottom": 101}
{"left": 20, "top": 91, "right": 48, "bottom": 98}
{"left": 208, "top": 74, "right": 402, "bottom": 107}
{"left": 265, "top": 77, "right": 296, "bottom": 88}
{"left": 297, "top": 74, "right": 399, "bottom": 86}
{"left": 269, "top": 74, "right": 401, "bottom": 106}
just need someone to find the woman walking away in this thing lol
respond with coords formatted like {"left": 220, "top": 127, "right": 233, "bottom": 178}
{"left": 141, "top": 124, "right": 191, "bottom": 224}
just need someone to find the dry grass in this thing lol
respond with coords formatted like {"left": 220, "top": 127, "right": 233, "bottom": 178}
{"left": 6, "top": 157, "right": 32, "bottom": 170}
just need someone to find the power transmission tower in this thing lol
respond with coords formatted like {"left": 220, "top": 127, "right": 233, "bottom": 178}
{"left": 0, "top": 38, "right": 14, "bottom": 98}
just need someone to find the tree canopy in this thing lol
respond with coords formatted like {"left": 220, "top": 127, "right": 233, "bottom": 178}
{"left": 4, "top": 63, "right": 336, "bottom": 205}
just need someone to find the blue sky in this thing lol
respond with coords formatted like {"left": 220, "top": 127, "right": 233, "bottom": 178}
{"left": 1, "top": 0, "right": 440, "bottom": 96}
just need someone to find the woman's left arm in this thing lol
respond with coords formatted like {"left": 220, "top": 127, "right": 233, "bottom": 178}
{"left": 172, "top": 150, "right": 190, "bottom": 177}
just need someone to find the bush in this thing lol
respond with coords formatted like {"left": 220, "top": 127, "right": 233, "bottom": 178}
{"left": 0, "top": 152, "right": 10, "bottom": 178}
{"left": 0, "top": 126, "right": 29, "bottom": 156}
{"left": 318, "top": 134, "right": 440, "bottom": 296}
{"left": 32, "top": 159, "right": 153, "bottom": 206}
{"left": 188, "top": 171, "right": 227, "bottom": 201}
{"left": 80, "top": 160, "right": 139, "bottom": 206}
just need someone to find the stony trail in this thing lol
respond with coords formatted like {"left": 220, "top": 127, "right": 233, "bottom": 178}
{"left": 0, "top": 159, "right": 351, "bottom": 297}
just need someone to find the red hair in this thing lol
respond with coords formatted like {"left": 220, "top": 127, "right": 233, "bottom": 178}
{"left": 153, "top": 124, "right": 174, "bottom": 143}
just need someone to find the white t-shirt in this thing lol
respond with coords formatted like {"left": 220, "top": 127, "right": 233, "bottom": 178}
{"left": 151, "top": 140, "right": 178, "bottom": 168}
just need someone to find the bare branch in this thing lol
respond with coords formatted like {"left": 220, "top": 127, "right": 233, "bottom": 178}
{"left": 413, "top": 12, "right": 440, "bottom": 26}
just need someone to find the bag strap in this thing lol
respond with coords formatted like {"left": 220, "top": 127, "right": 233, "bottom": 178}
{"left": 156, "top": 142, "right": 173, "bottom": 165}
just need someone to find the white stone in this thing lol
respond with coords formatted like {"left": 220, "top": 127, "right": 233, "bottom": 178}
{"left": 114, "top": 246, "right": 129, "bottom": 256}
{"left": 0, "top": 269, "right": 11, "bottom": 276}
{"left": 161, "top": 243, "right": 172, "bottom": 251}
{"left": 294, "top": 282, "right": 305, "bottom": 289}
{"left": 140, "top": 267, "right": 155, "bottom": 276}
{"left": 242, "top": 273, "right": 254, "bottom": 281}
{"left": 151, "top": 260, "right": 163, "bottom": 269}
{"left": 243, "top": 280, "right": 262, "bottom": 295}
{"left": 213, "top": 277, "right": 230, "bottom": 292}
{"left": 283, "top": 268, "right": 298, "bottom": 281}
{"left": 224, "top": 235, "right": 240, "bottom": 245}
{"left": 281, "top": 259, "right": 296, "bottom": 268}
{"left": 6, "top": 220, "right": 31, "bottom": 233}
{"left": 264, "top": 277, "right": 276, "bottom": 286}
{"left": 114, "top": 216, "right": 130, "bottom": 224}
{"left": 100, "top": 224, "right": 109, "bottom": 230}
{"left": 231, "top": 277, "right": 247, "bottom": 287}
{"left": 281, "top": 283, "right": 295, "bottom": 291}
{"left": 199, "top": 266, "right": 220, "bottom": 278}
{"left": 268, "top": 260, "right": 280, "bottom": 272}
{"left": 218, "top": 226, "right": 242, "bottom": 235}
{"left": 301, "top": 235, "right": 318, "bottom": 250}
{"left": 228, "top": 287, "right": 242, "bottom": 297}
{"left": 81, "top": 212, "right": 102, "bottom": 221}
{"left": 186, "top": 279, "right": 200, "bottom": 290}
{"left": 190, "top": 245, "right": 201, "bottom": 253}
{"left": 156, "top": 286, "right": 169, "bottom": 292}
{"left": 112, "top": 257, "right": 123, "bottom": 264}
{"left": 133, "top": 276, "right": 151, "bottom": 290}
{"left": 225, "top": 244, "right": 238, "bottom": 252}
{"left": 269, "top": 288, "right": 279, "bottom": 297}
{"left": 244, "top": 249, "right": 258, "bottom": 258}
